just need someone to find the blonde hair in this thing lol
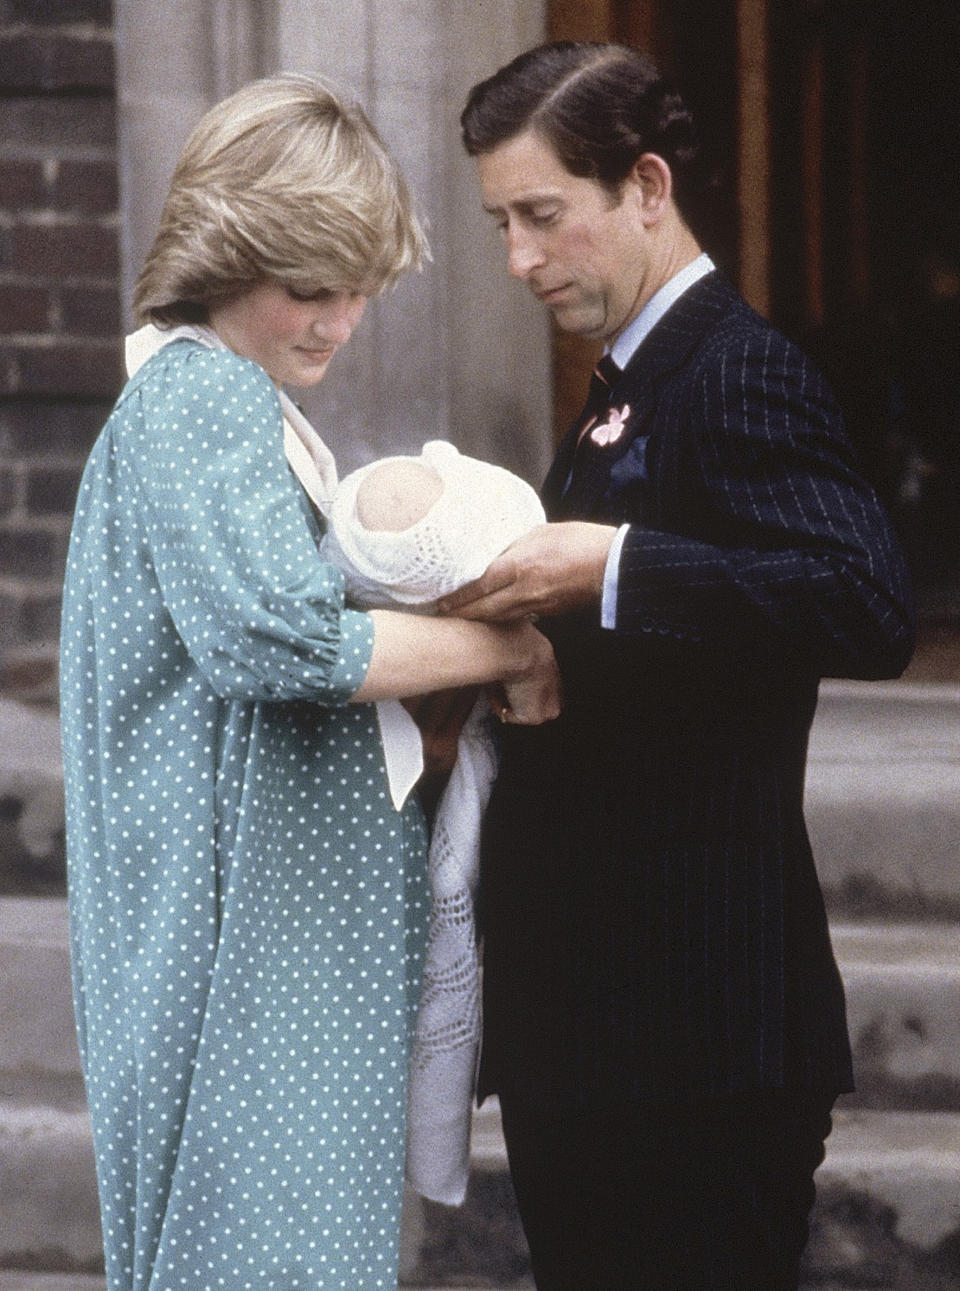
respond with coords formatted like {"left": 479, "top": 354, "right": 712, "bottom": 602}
{"left": 134, "top": 74, "right": 426, "bottom": 326}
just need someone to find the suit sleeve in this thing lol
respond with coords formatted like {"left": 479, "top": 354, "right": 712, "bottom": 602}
{"left": 613, "top": 324, "right": 915, "bottom": 679}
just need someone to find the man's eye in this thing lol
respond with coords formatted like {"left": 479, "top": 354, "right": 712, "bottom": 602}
{"left": 529, "top": 209, "right": 559, "bottom": 227}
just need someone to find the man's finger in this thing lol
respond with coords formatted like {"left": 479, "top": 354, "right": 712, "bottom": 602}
{"left": 445, "top": 591, "right": 533, "bottom": 622}
{"left": 436, "top": 563, "right": 515, "bottom": 614}
{"left": 435, "top": 579, "right": 487, "bottom": 614}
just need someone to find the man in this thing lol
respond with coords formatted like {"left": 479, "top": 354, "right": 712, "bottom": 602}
{"left": 441, "top": 42, "right": 915, "bottom": 1290}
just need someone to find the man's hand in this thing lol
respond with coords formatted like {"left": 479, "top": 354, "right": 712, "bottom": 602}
{"left": 436, "top": 522, "right": 618, "bottom": 622}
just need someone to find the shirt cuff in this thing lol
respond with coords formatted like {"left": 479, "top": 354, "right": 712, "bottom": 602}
{"left": 600, "top": 525, "right": 631, "bottom": 629}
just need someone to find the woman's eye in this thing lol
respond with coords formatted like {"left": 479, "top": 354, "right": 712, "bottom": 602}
{"left": 287, "top": 286, "right": 333, "bottom": 303}
{"left": 530, "top": 209, "right": 559, "bottom": 227}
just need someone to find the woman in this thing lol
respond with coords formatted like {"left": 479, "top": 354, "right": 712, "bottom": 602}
{"left": 60, "top": 74, "right": 559, "bottom": 1291}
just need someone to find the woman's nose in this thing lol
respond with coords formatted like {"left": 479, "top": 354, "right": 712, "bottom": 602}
{"left": 323, "top": 293, "right": 367, "bottom": 343}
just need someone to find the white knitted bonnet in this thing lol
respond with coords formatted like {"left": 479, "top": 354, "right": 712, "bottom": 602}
{"left": 320, "top": 440, "right": 545, "bottom": 606}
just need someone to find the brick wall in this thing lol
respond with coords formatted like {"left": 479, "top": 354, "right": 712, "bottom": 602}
{"left": 0, "top": 0, "right": 121, "bottom": 703}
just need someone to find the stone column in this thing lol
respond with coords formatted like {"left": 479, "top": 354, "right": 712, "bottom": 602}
{"left": 115, "top": 0, "right": 551, "bottom": 481}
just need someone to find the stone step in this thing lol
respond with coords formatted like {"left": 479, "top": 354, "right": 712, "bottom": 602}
{"left": 0, "top": 898, "right": 77, "bottom": 1077}
{"left": 3, "top": 1090, "right": 959, "bottom": 1287}
{"left": 5, "top": 898, "right": 959, "bottom": 1110}
{"left": 0, "top": 699, "right": 66, "bottom": 896}
{"left": 0, "top": 1076, "right": 101, "bottom": 1273}
{"left": 0, "top": 1281, "right": 533, "bottom": 1291}
{"left": 4, "top": 678, "right": 960, "bottom": 906}
{"left": 807, "top": 680, "right": 960, "bottom": 917}
{"left": 806, "top": 1107, "right": 960, "bottom": 1288}
{"left": 0, "top": 1279, "right": 535, "bottom": 1291}
{"left": 0, "top": 1278, "right": 108, "bottom": 1291}
{"left": 402, "top": 1101, "right": 960, "bottom": 1289}
{"left": 0, "top": 1279, "right": 892, "bottom": 1291}
{"left": 835, "top": 922, "right": 960, "bottom": 1109}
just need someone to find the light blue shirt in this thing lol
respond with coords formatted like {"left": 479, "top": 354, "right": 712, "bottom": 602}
{"left": 599, "top": 253, "right": 715, "bottom": 628}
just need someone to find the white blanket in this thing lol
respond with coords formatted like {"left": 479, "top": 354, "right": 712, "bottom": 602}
{"left": 321, "top": 441, "right": 544, "bottom": 1204}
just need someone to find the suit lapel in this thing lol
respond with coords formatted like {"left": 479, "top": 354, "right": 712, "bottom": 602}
{"left": 552, "top": 272, "right": 737, "bottom": 518}
{"left": 542, "top": 417, "right": 583, "bottom": 515}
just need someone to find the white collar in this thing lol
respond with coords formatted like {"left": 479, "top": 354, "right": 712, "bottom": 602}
{"left": 609, "top": 252, "right": 715, "bottom": 369}
{"left": 124, "top": 322, "right": 339, "bottom": 515}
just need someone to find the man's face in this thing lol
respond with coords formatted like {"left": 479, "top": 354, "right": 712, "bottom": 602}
{"left": 475, "top": 129, "right": 651, "bottom": 344}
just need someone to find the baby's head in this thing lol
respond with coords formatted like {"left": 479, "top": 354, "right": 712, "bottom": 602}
{"left": 354, "top": 458, "right": 444, "bottom": 532}
{"left": 322, "top": 440, "right": 545, "bottom": 607}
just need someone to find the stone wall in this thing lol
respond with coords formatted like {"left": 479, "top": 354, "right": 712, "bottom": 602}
{"left": 0, "top": 0, "right": 121, "bottom": 704}
{"left": 114, "top": 0, "right": 552, "bottom": 480}
{"left": 0, "top": 1, "right": 553, "bottom": 705}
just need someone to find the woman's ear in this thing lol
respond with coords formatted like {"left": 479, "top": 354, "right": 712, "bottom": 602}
{"left": 629, "top": 152, "right": 673, "bottom": 225}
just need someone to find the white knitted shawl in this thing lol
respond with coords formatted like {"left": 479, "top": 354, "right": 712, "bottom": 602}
{"left": 321, "top": 441, "right": 544, "bottom": 1205}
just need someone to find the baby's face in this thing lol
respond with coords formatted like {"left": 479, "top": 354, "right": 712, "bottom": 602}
{"left": 354, "top": 459, "right": 443, "bottom": 532}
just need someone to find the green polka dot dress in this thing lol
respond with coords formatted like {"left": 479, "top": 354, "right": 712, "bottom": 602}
{"left": 60, "top": 340, "right": 428, "bottom": 1291}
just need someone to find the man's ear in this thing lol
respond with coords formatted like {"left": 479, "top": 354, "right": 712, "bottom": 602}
{"left": 629, "top": 152, "right": 673, "bottom": 225}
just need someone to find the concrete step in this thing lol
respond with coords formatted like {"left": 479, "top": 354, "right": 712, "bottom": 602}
{"left": 0, "top": 1279, "right": 894, "bottom": 1291}
{"left": 0, "top": 1281, "right": 541, "bottom": 1291}
{"left": 0, "top": 1278, "right": 107, "bottom": 1291}
{"left": 402, "top": 1101, "right": 960, "bottom": 1289}
{"left": 0, "top": 1282, "right": 535, "bottom": 1291}
{"left": 807, "top": 680, "right": 960, "bottom": 917}
{"left": 807, "top": 1107, "right": 960, "bottom": 1289}
{"left": 4, "top": 678, "right": 959, "bottom": 906}
{"left": 0, "top": 1075, "right": 101, "bottom": 1273}
{"left": 0, "top": 898, "right": 78, "bottom": 1078}
{"left": 0, "top": 700, "right": 66, "bottom": 896}
{"left": 835, "top": 922, "right": 960, "bottom": 1109}
{"left": 3, "top": 1090, "right": 959, "bottom": 1286}
{"left": 5, "top": 897, "right": 959, "bottom": 1111}
{"left": 2, "top": 899, "right": 958, "bottom": 1276}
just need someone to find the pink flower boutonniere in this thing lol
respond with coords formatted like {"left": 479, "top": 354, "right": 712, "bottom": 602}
{"left": 590, "top": 403, "right": 631, "bottom": 447}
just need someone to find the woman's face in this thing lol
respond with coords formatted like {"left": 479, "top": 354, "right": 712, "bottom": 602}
{"left": 208, "top": 281, "right": 368, "bottom": 386}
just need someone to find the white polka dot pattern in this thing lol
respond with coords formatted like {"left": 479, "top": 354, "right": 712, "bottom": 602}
{"left": 60, "top": 340, "right": 428, "bottom": 1290}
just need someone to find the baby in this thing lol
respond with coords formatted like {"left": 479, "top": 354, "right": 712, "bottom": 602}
{"left": 320, "top": 440, "right": 545, "bottom": 1206}
{"left": 321, "top": 437, "right": 545, "bottom": 611}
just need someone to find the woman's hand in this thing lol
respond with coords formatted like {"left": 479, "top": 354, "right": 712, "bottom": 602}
{"left": 493, "top": 621, "right": 563, "bottom": 725}
{"left": 355, "top": 610, "right": 562, "bottom": 714}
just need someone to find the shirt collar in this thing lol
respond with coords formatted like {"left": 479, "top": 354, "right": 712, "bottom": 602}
{"left": 609, "top": 252, "right": 715, "bottom": 369}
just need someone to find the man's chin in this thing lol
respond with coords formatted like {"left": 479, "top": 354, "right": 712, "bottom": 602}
{"left": 550, "top": 302, "right": 606, "bottom": 340}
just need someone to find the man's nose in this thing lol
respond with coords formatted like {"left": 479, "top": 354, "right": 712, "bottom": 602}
{"left": 506, "top": 226, "right": 545, "bottom": 280}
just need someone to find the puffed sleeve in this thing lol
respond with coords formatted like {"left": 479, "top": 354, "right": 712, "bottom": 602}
{"left": 121, "top": 342, "right": 374, "bottom": 703}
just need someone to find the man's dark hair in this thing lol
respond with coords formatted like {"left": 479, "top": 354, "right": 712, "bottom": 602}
{"left": 461, "top": 41, "right": 706, "bottom": 226}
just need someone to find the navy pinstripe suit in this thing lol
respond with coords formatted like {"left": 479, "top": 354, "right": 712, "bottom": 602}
{"left": 478, "top": 272, "right": 915, "bottom": 1116}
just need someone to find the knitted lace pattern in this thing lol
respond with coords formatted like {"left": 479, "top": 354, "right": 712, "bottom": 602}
{"left": 320, "top": 441, "right": 544, "bottom": 1203}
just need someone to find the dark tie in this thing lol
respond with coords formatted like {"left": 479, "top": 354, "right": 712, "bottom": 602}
{"left": 575, "top": 353, "right": 621, "bottom": 446}
{"left": 557, "top": 354, "right": 621, "bottom": 499}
